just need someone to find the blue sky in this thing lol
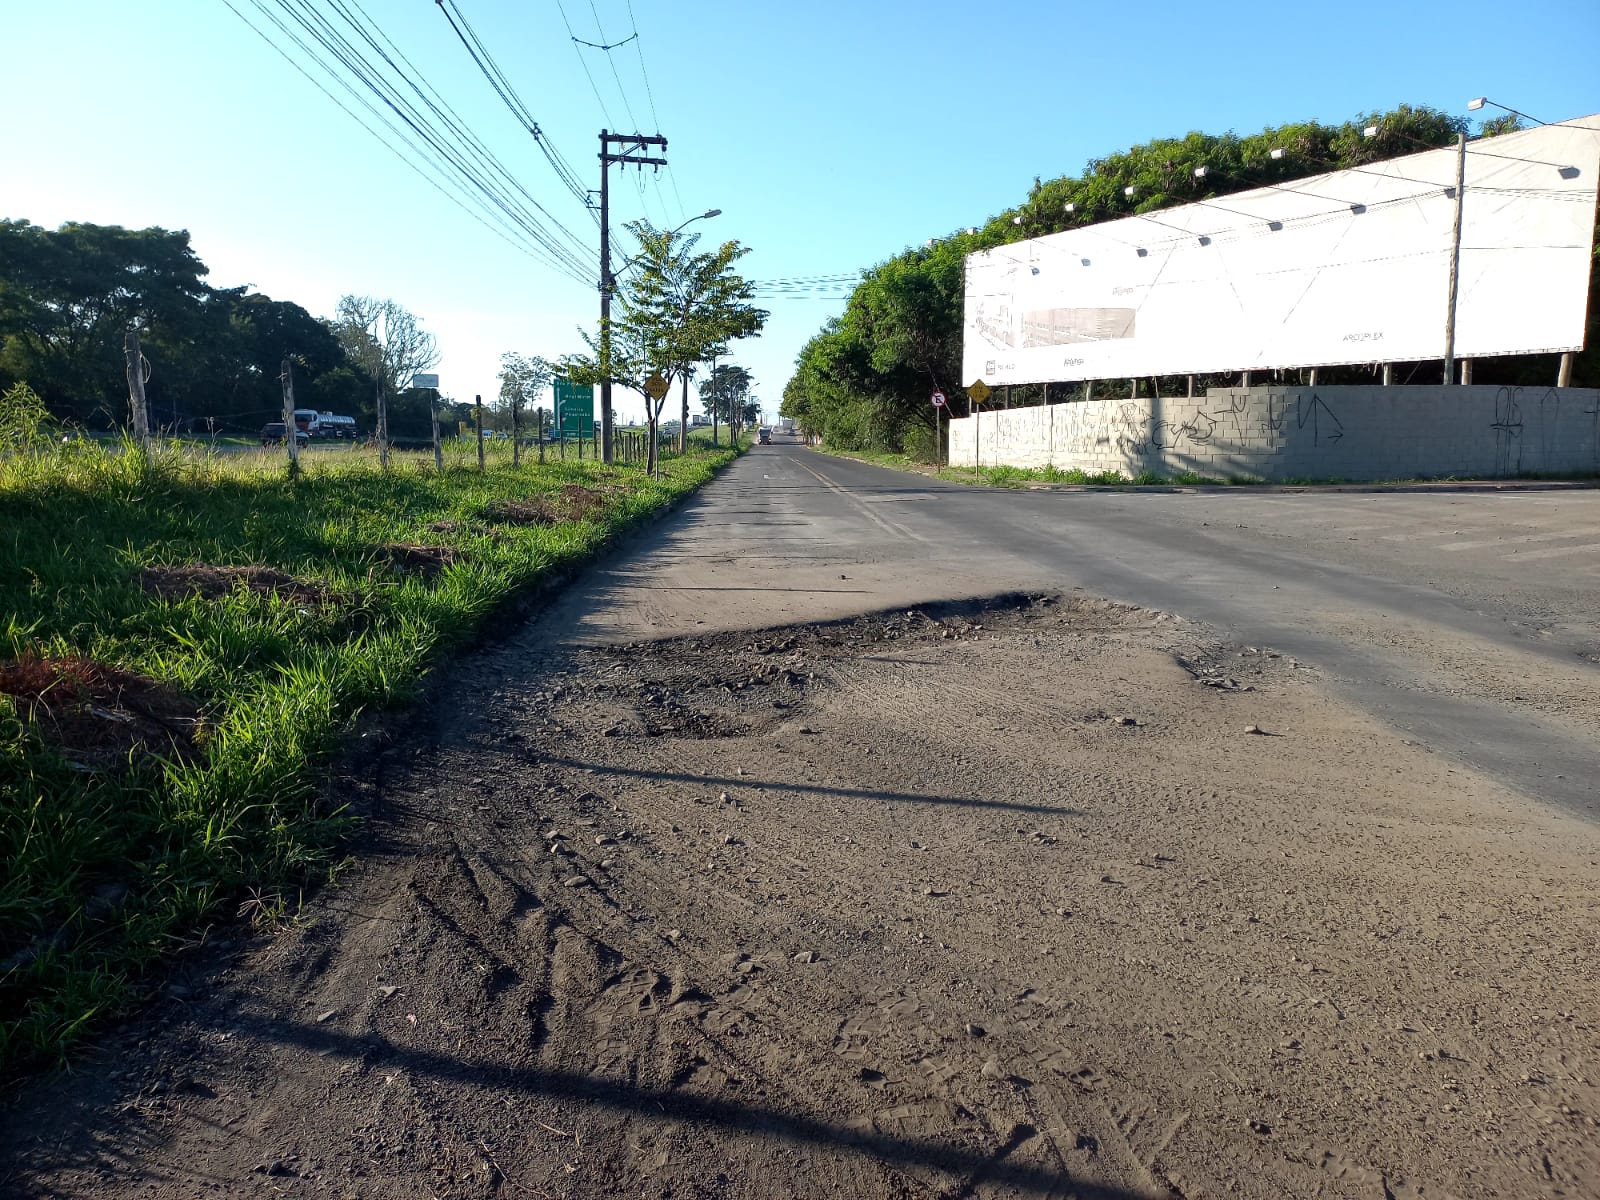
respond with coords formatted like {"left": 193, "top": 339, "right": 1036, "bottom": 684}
{"left": 8, "top": 0, "right": 1598, "bottom": 425}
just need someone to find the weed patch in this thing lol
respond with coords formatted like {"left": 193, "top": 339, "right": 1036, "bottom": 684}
{"left": 0, "top": 655, "right": 204, "bottom": 765}
{"left": 139, "top": 564, "right": 333, "bottom": 608}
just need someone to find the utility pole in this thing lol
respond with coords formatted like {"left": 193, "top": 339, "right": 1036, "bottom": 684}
{"left": 598, "top": 130, "right": 668, "bottom": 466}
{"left": 123, "top": 329, "right": 152, "bottom": 465}
{"left": 1443, "top": 131, "right": 1467, "bottom": 385}
{"left": 279, "top": 357, "right": 300, "bottom": 474}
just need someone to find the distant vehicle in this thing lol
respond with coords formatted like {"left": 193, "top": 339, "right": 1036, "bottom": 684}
{"left": 261, "top": 421, "right": 309, "bottom": 447}
{"left": 292, "top": 408, "right": 322, "bottom": 436}
{"left": 318, "top": 413, "right": 358, "bottom": 439}
{"left": 757, "top": 427, "right": 772, "bottom": 445}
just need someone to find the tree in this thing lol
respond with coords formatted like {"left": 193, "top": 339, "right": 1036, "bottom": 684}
{"left": 331, "top": 295, "right": 438, "bottom": 466}
{"left": 497, "top": 352, "right": 554, "bottom": 466}
{"left": 0, "top": 220, "right": 213, "bottom": 425}
{"left": 568, "top": 220, "right": 766, "bottom": 471}
{"left": 700, "top": 364, "right": 755, "bottom": 442}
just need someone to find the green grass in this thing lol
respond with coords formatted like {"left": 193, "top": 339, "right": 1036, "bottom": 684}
{"left": 817, "top": 448, "right": 1137, "bottom": 488}
{"left": 0, "top": 434, "right": 739, "bottom": 1080}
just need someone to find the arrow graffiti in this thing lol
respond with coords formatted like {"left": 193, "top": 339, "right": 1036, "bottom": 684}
{"left": 1297, "top": 392, "right": 1344, "bottom": 447}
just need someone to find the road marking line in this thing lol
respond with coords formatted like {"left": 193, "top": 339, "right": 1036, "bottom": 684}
{"left": 792, "top": 455, "right": 926, "bottom": 543}
{"left": 1436, "top": 526, "right": 1600, "bottom": 552}
{"left": 1501, "top": 542, "right": 1600, "bottom": 562}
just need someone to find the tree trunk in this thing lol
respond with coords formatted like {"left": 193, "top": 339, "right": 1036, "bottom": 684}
{"left": 679, "top": 373, "right": 689, "bottom": 454}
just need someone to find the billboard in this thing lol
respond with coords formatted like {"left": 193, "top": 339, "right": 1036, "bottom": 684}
{"left": 963, "top": 117, "right": 1600, "bottom": 386}
{"left": 552, "top": 378, "right": 594, "bottom": 438}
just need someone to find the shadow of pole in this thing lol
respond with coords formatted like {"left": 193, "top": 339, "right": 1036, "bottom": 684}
{"left": 228, "top": 1013, "right": 1147, "bottom": 1200}
{"left": 539, "top": 757, "right": 1084, "bottom": 818}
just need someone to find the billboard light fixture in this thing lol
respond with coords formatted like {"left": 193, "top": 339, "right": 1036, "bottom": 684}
{"left": 1136, "top": 247, "right": 1149, "bottom": 258}
{"left": 1350, "top": 203, "right": 1367, "bottom": 214}
{"left": 1267, "top": 220, "right": 1284, "bottom": 232}
{"left": 1197, "top": 236, "right": 1212, "bottom": 246}
{"left": 1363, "top": 126, "right": 1380, "bottom": 139}
{"left": 1269, "top": 148, "right": 1286, "bottom": 160}
{"left": 1469, "top": 96, "right": 1549, "bottom": 125}
{"left": 1080, "top": 258, "right": 1091, "bottom": 266}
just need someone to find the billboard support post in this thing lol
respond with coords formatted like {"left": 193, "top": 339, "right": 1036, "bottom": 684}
{"left": 1382, "top": 363, "right": 1394, "bottom": 386}
{"left": 1558, "top": 353, "right": 1574, "bottom": 387}
{"left": 1443, "top": 132, "right": 1468, "bottom": 385}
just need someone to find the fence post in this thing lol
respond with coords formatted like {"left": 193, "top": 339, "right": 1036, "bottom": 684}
{"left": 538, "top": 409, "right": 545, "bottom": 464}
{"left": 476, "top": 394, "right": 485, "bottom": 471}
{"left": 279, "top": 357, "right": 300, "bottom": 474}
{"left": 123, "top": 329, "right": 153, "bottom": 465}
{"left": 430, "top": 388, "right": 443, "bottom": 474}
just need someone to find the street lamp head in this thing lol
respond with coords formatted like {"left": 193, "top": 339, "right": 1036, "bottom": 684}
{"left": 1467, "top": 97, "right": 1486, "bottom": 111}
{"left": 701, "top": 208, "right": 722, "bottom": 219}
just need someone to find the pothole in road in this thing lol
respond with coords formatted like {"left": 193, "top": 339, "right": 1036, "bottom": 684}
{"left": 555, "top": 592, "right": 1166, "bottom": 743}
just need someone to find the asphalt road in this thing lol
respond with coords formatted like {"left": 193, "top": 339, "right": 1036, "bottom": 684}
{"left": 549, "top": 436, "right": 1600, "bottom": 817}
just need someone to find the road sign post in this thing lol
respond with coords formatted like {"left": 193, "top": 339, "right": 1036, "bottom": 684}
{"left": 643, "top": 373, "right": 669, "bottom": 476}
{"left": 930, "top": 390, "right": 947, "bottom": 471}
{"left": 967, "top": 380, "right": 992, "bottom": 468}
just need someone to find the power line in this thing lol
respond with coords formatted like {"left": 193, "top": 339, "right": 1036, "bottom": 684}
{"left": 584, "top": 0, "right": 642, "bottom": 132}
{"left": 230, "top": 0, "right": 596, "bottom": 286}
{"left": 222, "top": 0, "right": 590, "bottom": 285}
{"left": 436, "top": 0, "right": 595, "bottom": 218}
{"left": 553, "top": 0, "right": 613, "bottom": 124}
{"left": 328, "top": 0, "right": 593, "bottom": 259}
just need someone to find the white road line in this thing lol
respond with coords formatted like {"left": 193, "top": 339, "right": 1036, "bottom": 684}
{"left": 1436, "top": 526, "right": 1600, "bottom": 552}
{"left": 1501, "top": 542, "right": 1600, "bottom": 562}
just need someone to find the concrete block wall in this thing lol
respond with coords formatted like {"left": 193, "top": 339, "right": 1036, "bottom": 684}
{"left": 946, "top": 385, "right": 1600, "bottom": 482}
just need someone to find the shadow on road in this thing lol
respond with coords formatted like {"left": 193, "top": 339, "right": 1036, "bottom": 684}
{"left": 539, "top": 757, "right": 1084, "bottom": 818}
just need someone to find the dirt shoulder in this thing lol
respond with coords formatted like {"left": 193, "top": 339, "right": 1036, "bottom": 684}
{"left": 5, "top": 592, "right": 1596, "bottom": 1199}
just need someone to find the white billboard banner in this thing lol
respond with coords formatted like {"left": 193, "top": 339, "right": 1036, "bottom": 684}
{"left": 963, "top": 117, "right": 1600, "bottom": 386}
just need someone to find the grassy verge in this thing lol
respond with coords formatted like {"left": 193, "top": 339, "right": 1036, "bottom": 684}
{"left": 817, "top": 448, "right": 1142, "bottom": 487}
{"left": 815, "top": 447, "right": 1598, "bottom": 490}
{"left": 0, "top": 435, "right": 739, "bottom": 1080}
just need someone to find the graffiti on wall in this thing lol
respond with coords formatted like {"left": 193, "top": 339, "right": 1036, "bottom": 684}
{"left": 1491, "top": 387, "right": 1524, "bottom": 477}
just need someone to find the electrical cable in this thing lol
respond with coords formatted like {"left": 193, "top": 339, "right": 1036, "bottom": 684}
{"left": 331, "top": 0, "right": 593, "bottom": 261}
{"left": 438, "top": 0, "right": 595, "bottom": 218}
{"left": 242, "top": 0, "right": 595, "bottom": 285}
{"left": 222, "top": 0, "right": 590, "bottom": 284}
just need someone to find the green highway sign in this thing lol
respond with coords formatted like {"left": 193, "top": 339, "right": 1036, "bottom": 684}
{"left": 553, "top": 378, "right": 594, "bottom": 439}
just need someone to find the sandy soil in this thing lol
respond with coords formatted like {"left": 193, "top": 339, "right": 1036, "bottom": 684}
{"left": 5, "top": 591, "right": 1598, "bottom": 1199}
